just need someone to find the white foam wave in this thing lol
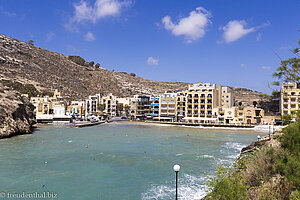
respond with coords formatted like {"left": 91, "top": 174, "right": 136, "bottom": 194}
{"left": 222, "top": 142, "right": 245, "bottom": 152}
{"left": 201, "top": 155, "right": 214, "bottom": 158}
{"left": 141, "top": 174, "right": 207, "bottom": 200}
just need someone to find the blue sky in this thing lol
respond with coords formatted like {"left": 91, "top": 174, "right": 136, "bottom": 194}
{"left": 0, "top": 0, "right": 299, "bottom": 94}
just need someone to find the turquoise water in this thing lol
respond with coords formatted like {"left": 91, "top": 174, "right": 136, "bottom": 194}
{"left": 0, "top": 123, "right": 264, "bottom": 200}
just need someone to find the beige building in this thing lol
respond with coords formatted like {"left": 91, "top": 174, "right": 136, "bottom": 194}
{"left": 117, "top": 97, "right": 131, "bottom": 116}
{"left": 85, "top": 94, "right": 100, "bottom": 115}
{"left": 101, "top": 93, "right": 118, "bottom": 117}
{"left": 183, "top": 83, "right": 221, "bottom": 123}
{"left": 156, "top": 92, "right": 176, "bottom": 121}
{"left": 241, "top": 106, "right": 264, "bottom": 124}
{"left": 30, "top": 89, "right": 69, "bottom": 122}
{"left": 280, "top": 82, "right": 300, "bottom": 116}
{"left": 67, "top": 100, "right": 85, "bottom": 117}
{"left": 221, "top": 87, "right": 234, "bottom": 108}
{"left": 130, "top": 95, "right": 151, "bottom": 120}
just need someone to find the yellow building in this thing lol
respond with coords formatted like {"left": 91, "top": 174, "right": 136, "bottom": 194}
{"left": 156, "top": 91, "right": 176, "bottom": 121}
{"left": 241, "top": 106, "right": 264, "bottom": 124}
{"left": 101, "top": 93, "right": 118, "bottom": 117}
{"left": 183, "top": 83, "right": 221, "bottom": 123}
{"left": 280, "top": 82, "right": 300, "bottom": 116}
{"left": 67, "top": 100, "right": 85, "bottom": 117}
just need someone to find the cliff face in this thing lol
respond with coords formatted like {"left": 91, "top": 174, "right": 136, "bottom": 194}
{"left": 0, "top": 90, "right": 36, "bottom": 139}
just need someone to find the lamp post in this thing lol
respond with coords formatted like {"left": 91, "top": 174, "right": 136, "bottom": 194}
{"left": 173, "top": 164, "right": 180, "bottom": 200}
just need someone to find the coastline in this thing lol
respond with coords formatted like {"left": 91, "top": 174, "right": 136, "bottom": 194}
{"left": 115, "top": 120, "right": 280, "bottom": 133}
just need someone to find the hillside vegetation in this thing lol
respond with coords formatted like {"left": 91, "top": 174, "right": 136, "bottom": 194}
{"left": 206, "top": 114, "right": 300, "bottom": 199}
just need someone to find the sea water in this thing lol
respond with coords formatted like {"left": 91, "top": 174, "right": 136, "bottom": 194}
{"left": 0, "top": 122, "right": 263, "bottom": 200}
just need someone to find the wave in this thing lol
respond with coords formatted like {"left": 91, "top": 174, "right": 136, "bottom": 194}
{"left": 222, "top": 142, "right": 245, "bottom": 152}
{"left": 141, "top": 174, "right": 208, "bottom": 200}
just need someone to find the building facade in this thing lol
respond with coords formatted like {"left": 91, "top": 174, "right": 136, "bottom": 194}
{"left": 280, "top": 82, "right": 300, "bottom": 116}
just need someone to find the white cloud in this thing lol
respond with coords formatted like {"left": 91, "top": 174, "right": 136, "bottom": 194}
{"left": 256, "top": 32, "right": 262, "bottom": 41}
{"left": 72, "top": 0, "right": 130, "bottom": 23}
{"left": 46, "top": 32, "right": 55, "bottom": 42}
{"left": 161, "top": 7, "right": 212, "bottom": 43}
{"left": 222, "top": 20, "right": 255, "bottom": 43}
{"left": 85, "top": 32, "right": 96, "bottom": 41}
{"left": 240, "top": 64, "right": 246, "bottom": 68}
{"left": 147, "top": 57, "right": 159, "bottom": 66}
{"left": 261, "top": 66, "right": 271, "bottom": 71}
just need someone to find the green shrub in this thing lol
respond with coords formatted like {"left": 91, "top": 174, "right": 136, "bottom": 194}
{"left": 68, "top": 55, "right": 86, "bottom": 66}
{"left": 206, "top": 165, "right": 249, "bottom": 200}
{"left": 0, "top": 79, "right": 38, "bottom": 97}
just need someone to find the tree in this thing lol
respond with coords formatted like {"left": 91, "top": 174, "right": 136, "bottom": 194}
{"left": 68, "top": 56, "right": 86, "bottom": 66}
{"left": 117, "top": 103, "right": 124, "bottom": 116}
{"left": 95, "top": 63, "right": 100, "bottom": 68}
{"left": 282, "top": 114, "right": 293, "bottom": 125}
{"left": 124, "top": 105, "right": 130, "bottom": 117}
{"left": 27, "top": 40, "right": 34, "bottom": 45}
{"left": 273, "top": 39, "right": 300, "bottom": 85}
{"left": 253, "top": 101, "right": 257, "bottom": 107}
{"left": 129, "top": 73, "right": 136, "bottom": 77}
{"left": 89, "top": 61, "right": 94, "bottom": 66}
{"left": 97, "top": 104, "right": 106, "bottom": 112}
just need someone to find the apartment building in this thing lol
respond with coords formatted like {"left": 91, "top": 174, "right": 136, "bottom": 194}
{"left": 101, "top": 93, "right": 118, "bottom": 117}
{"left": 183, "top": 82, "right": 221, "bottom": 123}
{"left": 156, "top": 92, "right": 176, "bottom": 121}
{"left": 280, "top": 82, "right": 300, "bottom": 116}
{"left": 150, "top": 97, "right": 159, "bottom": 118}
{"left": 176, "top": 91, "right": 186, "bottom": 122}
{"left": 85, "top": 94, "right": 101, "bottom": 115}
{"left": 117, "top": 97, "right": 131, "bottom": 116}
{"left": 221, "top": 87, "right": 234, "bottom": 108}
{"left": 130, "top": 95, "right": 151, "bottom": 120}
{"left": 67, "top": 100, "right": 85, "bottom": 117}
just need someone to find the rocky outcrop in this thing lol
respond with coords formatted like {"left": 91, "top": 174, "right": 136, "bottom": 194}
{"left": 0, "top": 90, "right": 36, "bottom": 139}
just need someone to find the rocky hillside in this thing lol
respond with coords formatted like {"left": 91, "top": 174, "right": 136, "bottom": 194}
{"left": 0, "top": 90, "right": 35, "bottom": 138}
{"left": 0, "top": 34, "right": 188, "bottom": 100}
{"left": 230, "top": 87, "right": 265, "bottom": 106}
{"left": 0, "top": 34, "right": 263, "bottom": 103}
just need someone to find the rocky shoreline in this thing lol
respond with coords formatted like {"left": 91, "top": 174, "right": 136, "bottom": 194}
{"left": 0, "top": 90, "right": 36, "bottom": 139}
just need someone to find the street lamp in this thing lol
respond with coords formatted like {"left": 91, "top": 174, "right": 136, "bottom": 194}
{"left": 173, "top": 164, "right": 180, "bottom": 200}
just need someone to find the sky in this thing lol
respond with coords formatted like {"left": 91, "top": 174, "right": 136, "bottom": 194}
{"left": 0, "top": 0, "right": 299, "bottom": 94}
